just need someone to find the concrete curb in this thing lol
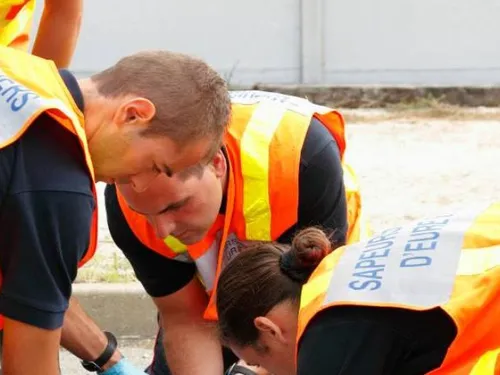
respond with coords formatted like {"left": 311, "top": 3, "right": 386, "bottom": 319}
{"left": 237, "top": 84, "right": 500, "bottom": 108}
{"left": 73, "top": 283, "right": 157, "bottom": 339}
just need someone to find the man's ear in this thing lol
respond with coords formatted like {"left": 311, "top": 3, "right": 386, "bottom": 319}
{"left": 212, "top": 149, "right": 226, "bottom": 178}
{"left": 114, "top": 97, "right": 156, "bottom": 128}
{"left": 254, "top": 316, "right": 286, "bottom": 344}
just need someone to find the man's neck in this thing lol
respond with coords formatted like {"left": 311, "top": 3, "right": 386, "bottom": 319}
{"left": 76, "top": 78, "right": 102, "bottom": 142}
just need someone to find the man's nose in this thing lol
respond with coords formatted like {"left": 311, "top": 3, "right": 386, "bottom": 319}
{"left": 151, "top": 216, "right": 176, "bottom": 239}
{"left": 128, "top": 172, "right": 157, "bottom": 193}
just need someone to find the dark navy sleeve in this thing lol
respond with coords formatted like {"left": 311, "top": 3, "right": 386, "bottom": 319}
{"left": 0, "top": 115, "right": 95, "bottom": 330}
{"left": 105, "top": 184, "right": 197, "bottom": 298}
{"left": 278, "top": 117, "right": 348, "bottom": 246}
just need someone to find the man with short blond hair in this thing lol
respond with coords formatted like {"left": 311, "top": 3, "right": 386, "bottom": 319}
{"left": 92, "top": 51, "right": 230, "bottom": 158}
{"left": 0, "top": 46, "right": 230, "bottom": 375}
{"left": 86, "top": 50, "right": 231, "bottom": 183}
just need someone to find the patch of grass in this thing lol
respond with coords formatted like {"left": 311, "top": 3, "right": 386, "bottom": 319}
{"left": 75, "top": 251, "right": 136, "bottom": 283}
{"left": 388, "top": 94, "right": 446, "bottom": 110}
{"left": 343, "top": 99, "right": 500, "bottom": 123}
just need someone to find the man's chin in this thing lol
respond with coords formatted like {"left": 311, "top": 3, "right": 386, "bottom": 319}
{"left": 178, "top": 231, "right": 208, "bottom": 245}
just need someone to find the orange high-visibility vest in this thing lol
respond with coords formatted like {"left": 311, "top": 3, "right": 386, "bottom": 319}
{"left": 117, "top": 90, "right": 370, "bottom": 320}
{"left": 297, "top": 202, "right": 500, "bottom": 375}
{"left": 0, "top": 0, "right": 35, "bottom": 50}
{"left": 0, "top": 45, "right": 98, "bottom": 327}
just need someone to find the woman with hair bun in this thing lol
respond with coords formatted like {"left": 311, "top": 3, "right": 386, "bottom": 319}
{"left": 216, "top": 203, "right": 500, "bottom": 375}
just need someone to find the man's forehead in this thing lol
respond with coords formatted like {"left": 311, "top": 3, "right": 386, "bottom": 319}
{"left": 169, "top": 137, "right": 214, "bottom": 174}
{"left": 126, "top": 194, "right": 180, "bottom": 216}
{"left": 118, "top": 179, "right": 185, "bottom": 211}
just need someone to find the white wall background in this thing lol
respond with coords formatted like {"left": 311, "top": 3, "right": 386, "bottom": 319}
{"left": 32, "top": 0, "right": 500, "bottom": 86}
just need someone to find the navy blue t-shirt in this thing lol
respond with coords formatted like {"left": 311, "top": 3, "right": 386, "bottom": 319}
{"left": 0, "top": 70, "right": 94, "bottom": 329}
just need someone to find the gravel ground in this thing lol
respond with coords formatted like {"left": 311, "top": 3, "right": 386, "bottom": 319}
{"left": 76, "top": 114, "right": 500, "bottom": 282}
{"left": 346, "top": 119, "right": 499, "bottom": 229}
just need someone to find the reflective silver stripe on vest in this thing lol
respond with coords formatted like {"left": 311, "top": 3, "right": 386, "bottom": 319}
{"left": 229, "top": 90, "right": 331, "bottom": 116}
{"left": 323, "top": 205, "right": 486, "bottom": 308}
{"left": 0, "top": 69, "right": 44, "bottom": 144}
{"left": 0, "top": 68, "right": 78, "bottom": 146}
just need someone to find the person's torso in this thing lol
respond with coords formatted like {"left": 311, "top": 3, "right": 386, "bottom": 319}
{"left": 0, "top": 46, "right": 99, "bottom": 268}
{"left": 298, "top": 201, "right": 500, "bottom": 374}
{"left": 117, "top": 90, "right": 351, "bottom": 319}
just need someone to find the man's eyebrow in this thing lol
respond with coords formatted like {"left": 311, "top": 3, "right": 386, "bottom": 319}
{"left": 128, "top": 198, "right": 187, "bottom": 216}
{"left": 127, "top": 205, "right": 150, "bottom": 216}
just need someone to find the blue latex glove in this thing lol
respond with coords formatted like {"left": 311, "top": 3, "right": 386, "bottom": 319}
{"left": 99, "top": 357, "right": 147, "bottom": 375}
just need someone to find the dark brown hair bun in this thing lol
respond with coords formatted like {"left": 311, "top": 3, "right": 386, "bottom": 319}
{"left": 279, "top": 227, "right": 332, "bottom": 284}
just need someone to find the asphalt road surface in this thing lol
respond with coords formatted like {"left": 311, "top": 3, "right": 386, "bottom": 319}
{"left": 60, "top": 339, "right": 154, "bottom": 374}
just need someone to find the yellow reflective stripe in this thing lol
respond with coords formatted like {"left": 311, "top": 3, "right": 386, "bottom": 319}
{"left": 300, "top": 271, "right": 332, "bottom": 308}
{"left": 356, "top": 210, "right": 372, "bottom": 241}
{"left": 470, "top": 348, "right": 500, "bottom": 375}
{"left": 457, "top": 245, "right": 500, "bottom": 276}
{"left": 163, "top": 235, "right": 187, "bottom": 254}
{"left": 300, "top": 247, "right": 346, "bottom": 308}
{"left": 342, "top": 162, "right": 372, "bottom": 242}
{"left": 240, "top": 102, "right": 285, "bottom": 240}
{"left": 342, "top": 163, "right": 357, "bottom": 191}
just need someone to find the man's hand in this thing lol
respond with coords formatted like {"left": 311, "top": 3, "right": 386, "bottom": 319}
{"left": 99, "top": 357, "right": 147, "bottom": 375}
{"left": 2, "top": 317, "right": 61, "bottom": 375}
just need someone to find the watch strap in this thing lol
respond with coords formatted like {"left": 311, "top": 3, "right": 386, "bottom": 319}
{"left": 81, "top": 331, "right": 118, "bottom": 372}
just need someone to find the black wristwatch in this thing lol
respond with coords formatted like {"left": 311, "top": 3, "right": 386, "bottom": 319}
{"left": 226, "top": 363, "right": 257, "bottom": 375}
{"left": 81, "top": 331, "right": 118, "bottom": 373}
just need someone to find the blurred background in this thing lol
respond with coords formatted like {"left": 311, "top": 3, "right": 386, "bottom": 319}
{"left": 31, "top": 0, "right": 500, "bottom": 86}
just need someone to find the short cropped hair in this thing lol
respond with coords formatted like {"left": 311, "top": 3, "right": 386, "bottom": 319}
{"left": 91, "top": 50, "right": 231, "bottom": 148}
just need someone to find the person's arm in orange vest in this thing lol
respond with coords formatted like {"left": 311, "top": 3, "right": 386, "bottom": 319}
{"left": 154, "top": 277, "right": 225, "bottom": 375}
{"left": 31, "top": 0, "right": 82, "bottom": 68}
